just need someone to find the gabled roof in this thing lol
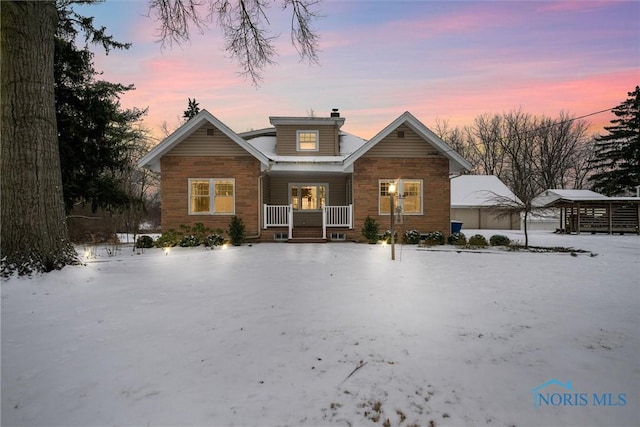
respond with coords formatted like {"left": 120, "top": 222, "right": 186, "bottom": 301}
{"left": 137, "top": 110, "right": 270, "bottom": 172}
{"left": 343, "top": 111, "right": 472, "bottom": 173}
{"left": 139, "top": 110, "right": 472, "bottom": 174}
{"left": 451, "top": 175, "right": 522, "bottom": 208}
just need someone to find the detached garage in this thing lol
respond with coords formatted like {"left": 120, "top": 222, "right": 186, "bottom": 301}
{"left": 450, "top": 175, "right": 521, "bottom": 230}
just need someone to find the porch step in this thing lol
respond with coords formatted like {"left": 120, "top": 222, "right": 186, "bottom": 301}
{"left": 288, "top": 237, "right": 327, "bottom": 243}
{"left": 290, "top": 226, "right": 324, "bottom": 239}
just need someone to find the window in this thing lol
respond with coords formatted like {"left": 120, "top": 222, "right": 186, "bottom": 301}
{"left": 297, "top": 130, "right": 319, "bottom": 151}
{"left": 290, "top": 184, "right": 327, "bottom": 210}
{"left": 378, "top": 179, "right": 423, "bottom": 215}
{"left": 189, "top": 178, "right": 235, "bottom": 214}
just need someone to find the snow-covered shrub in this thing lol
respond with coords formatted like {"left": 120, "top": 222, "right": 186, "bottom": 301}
{"left": 135, "top": 235, "right": 154, "bottom": 249}
{"left": 403, "top": 229, "right": 421, "bottom": 244}
{"left": 468, "top": 234, "right": 488, "bottom": 247}
{"left": 204, "top": 234, "right": 225, "bottom": 248}
{"left": 381, "top": 230, "right": 398, "bottom": 244}
{"left": 179, "top": 235, "right": 201, "bottom": 247}
{"left": 490, "top": 234, "right": 511, "bottom": 246}
{"left": 422, "top": 231, "right": 445, "bottom": 245}
{"left": 447, "top": 232, "right": 467, "bottom": 245}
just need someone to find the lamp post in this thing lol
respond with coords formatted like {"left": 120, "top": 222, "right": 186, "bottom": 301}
{"left": 389, "top": 181, "right": 396, "bottom": 261}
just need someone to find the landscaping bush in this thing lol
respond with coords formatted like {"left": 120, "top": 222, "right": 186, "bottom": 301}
{"left": 447, "top": 232, "right": 467, "bottom": 245}
{"left": 490, "top": 234, "right": 511, "bottom": 246}
{"left": 135, "top": 235, "right": 154, "bottom": 249}
{"left": 468, "top": 234, "right": 488, "bottom": 247}
{"left": 361, "top": 216, "right": 380, "bottom": 243}
{"left": 155, "top": 229, "right": 180, "bottom": 248}
{"left": 204, "top": 234, "right": 225, "bottom": 248}
{"left": 422, "top": 231, "right": 445, "bottom": 245}
{"left": 228, "top": 216, "right": 246, "bottom": 246}
{"left": 403, "top": 229, "right": 421, "bottom": 244}
{"left": 179, "top": 235, "right": 201, "bottom": 247}
{"left": 381, "top": 230, "right": 398, "bottom": 244}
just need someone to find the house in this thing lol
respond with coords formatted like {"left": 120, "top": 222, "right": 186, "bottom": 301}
{"left": 138, "top": 109, "right": 472, "bottom": 242}
{"left": 532, "top": 189, "right": 640, "bottom": 234}
{"left": 450, "top": 175, "right": 521, "bottom": 230}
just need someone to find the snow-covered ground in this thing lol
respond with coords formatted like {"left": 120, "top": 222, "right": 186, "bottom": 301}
{"left": 2, "top": 230, "right": 639, "bottom": 427}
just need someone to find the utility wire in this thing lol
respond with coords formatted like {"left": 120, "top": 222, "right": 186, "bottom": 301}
{"left": 439, "top": 105, "right": 616, "bottom": 156}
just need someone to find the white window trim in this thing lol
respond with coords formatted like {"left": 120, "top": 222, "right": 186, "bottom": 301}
{"left": 288, "top": 183, "right": 329, "bottom": 211}
{"left": 378, "top": 179, "right": 423, "bottom": 215}
{"left": 188, "top": 178, "right": 236, "bottom": 215}
{"left": 296, "top": 130, "right": 320, "bottom": 152}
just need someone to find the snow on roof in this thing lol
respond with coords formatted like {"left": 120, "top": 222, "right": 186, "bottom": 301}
{"left": 450, "top": 175, "right": 521, "bottom": 208}
{"left": 244, "top": 131, "right": 368, "bottom": 161}
{"left": 532, "top": 189, "right": 609, "bottom": 207}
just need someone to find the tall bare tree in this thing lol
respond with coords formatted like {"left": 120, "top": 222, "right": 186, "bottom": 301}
{"left": 148, "top": 0, "right": 322, "bottom": 85}
{"left": 469, "top": 113, "right": 508, "bottom": 178}
{"left": 533, "top": 111, "right": 589, "bottom": 190}
{"left": 1, "top": 1, "right": 78, "bottom": 276}
{"left": 567, "top": 135, "right": 599, "bottom": 190}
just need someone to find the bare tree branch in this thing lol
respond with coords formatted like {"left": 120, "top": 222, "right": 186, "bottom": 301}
{"left": 148, "top": 0, "right": 322, "bottom": 85}
{"left": 149, "top": 0, "right": 209, "bottom": 48}
{"left": 284, "top": 0, "right": 320, "bottom": 64}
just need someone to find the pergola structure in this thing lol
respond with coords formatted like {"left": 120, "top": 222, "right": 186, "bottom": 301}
{"left": 533, "top": 189, "right": 640, "bottom": 235}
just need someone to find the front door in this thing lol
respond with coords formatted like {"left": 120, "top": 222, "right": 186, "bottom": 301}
{"left": 290, "top": 183, "right": 327, "bottom": 227}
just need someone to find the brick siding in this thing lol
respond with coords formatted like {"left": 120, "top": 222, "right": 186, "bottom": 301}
{"left": 160, "top": 156, "right": 262, "bottom": 235}
{"left": 352, "top": 157, "right": 450, "bottom": 241}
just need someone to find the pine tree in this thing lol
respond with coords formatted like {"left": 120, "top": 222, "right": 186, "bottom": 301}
{"left": 589, "top": 86, "right": 640, "bottom": 196}
{"left": 55, "top": 14, "right": 148, "bottom": 213}
{"left": 183, "top": 98, "right": 200, "bottom": 121}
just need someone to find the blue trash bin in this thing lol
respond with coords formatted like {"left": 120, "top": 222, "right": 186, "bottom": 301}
{"left": 451, "top": 220, "right": 463, "bottom": 234}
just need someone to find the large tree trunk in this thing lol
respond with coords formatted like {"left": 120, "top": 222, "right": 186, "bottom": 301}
{"left": 1, "top": 1, "right": 77, "bottom": 276}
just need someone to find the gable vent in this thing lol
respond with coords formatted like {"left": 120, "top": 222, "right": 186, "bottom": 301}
{"left": 397, "top": 130, "right": 405, "bottom": 138}
{"left": 207, "top": 128, "right": 215, "bottom": 136}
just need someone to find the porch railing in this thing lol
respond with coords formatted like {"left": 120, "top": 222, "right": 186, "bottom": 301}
{"left": 264, "top": 204, "right": 290, "bottom": 228}
{"left": 322, "top": 204, "right": 353, "bottom": 239}
{"left": 323, "top": 204, "right": 353, "bottom": 228}
{"left": 264, "top": 204, "right": 352, "bottom": 240}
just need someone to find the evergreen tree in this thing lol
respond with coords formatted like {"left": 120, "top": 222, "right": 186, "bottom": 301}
{"left": 55, "top": 2, "right": 148, "bottom": 213}
{"left": 589, "top": 86, "right": 640, "bottom": 195}
{"left": 183, "top": 98, "right": 200, "bottom": 121}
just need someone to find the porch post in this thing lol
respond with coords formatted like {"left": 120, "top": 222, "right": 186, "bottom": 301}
{"left": 263, "top": 204, "right": 267, "bottom": 229}
{"left": 288, "top": 204, "right": 293, "bottom": 239}
{"left": 322, "top": 207, "right": 327, "bottom": 239}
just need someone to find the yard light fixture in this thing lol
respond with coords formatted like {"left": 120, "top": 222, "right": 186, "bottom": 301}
{"left": 164, "top": 247, "right": 170, "bottom": 256}
{"left": 389, "top": 181, "right": 397, "bottom": 261}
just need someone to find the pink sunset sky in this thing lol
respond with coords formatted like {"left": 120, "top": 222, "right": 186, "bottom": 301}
{"left": 78, "top": 0, "right": 639, "bottom": 141}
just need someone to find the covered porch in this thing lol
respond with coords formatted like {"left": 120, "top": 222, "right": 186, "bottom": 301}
{"left": 260, "top": 171, "right": 354, "bottom": 241}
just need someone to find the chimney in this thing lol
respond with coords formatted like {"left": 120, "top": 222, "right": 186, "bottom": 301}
{"left": 330, "top": 108, "right": 340, "bottom": 118}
